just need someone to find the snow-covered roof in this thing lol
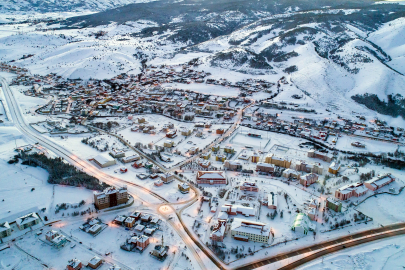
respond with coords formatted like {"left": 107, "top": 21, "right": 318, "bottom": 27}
{"left": 291, "top": 213, "right": 312, "bottom": 232}
{"left": 94, "top": 153, "right": 115, "bottom": 165}
{"left": 0, "top": 222, "right": 10, "bottom": 232}
{"left": 231, "top": 218, "right": 269, "bottom": 236}
{"left": 16, "top": 212, "right": 39, "bottom": 226}
{"left": 197, "top": 171, "right": 225, "bottom": 180}
{"left": 89, "top": 256, "right": 102, "bottom": 266}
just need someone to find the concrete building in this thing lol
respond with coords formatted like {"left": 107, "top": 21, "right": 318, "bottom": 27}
{"left": 16, "top": 212, "right": 40, "bottom": 230}
{"left": 299, "top": 173, "right": 318, "bottom": 187}
{"left": 109, "top": 149, "right": 125, "bottom": 158}
{"left": 231, "top": 219, "right": 270, "bottom": 243}
{"left": 240, "top": 182, "right": 259, "bottom": 192}
{"left": 196, "top": 171, "right": 227, "bottom": 185}
{"left": 264, "top": 153, "right": 291, "bottom": 168}
{"left": 210, "top": 220, "right": 227, "bottom": 242}
{"left": 256, "top": 162, "right": 275, "bottom": 173}
{"left": 328, "top": 162, "right": 340, "bottom": 174}
{"left": 364, "top": 173, "right": 395, "bottom": 191}
{"left": 94, "top": 187, "right": 128, "bottom": 210}
{"left": 335, "top": 182, "right": 368, "bottom": 200}
{"left": 93, "top": 153, "right": 116, "bottom": 168}
{"left": 220, "top": 204, "right": 256, "bottom": 216}
{"left": 307, "top": 149, "right": 333, "bottom": 162}
{"left": 0, "top": 222, "right": 11, "bottom": 238}
{"left": 327, "top": 197, "right": 342, "bottom": 212}
{"left": 224, "top": 160, "right": 242, "bottom": 171}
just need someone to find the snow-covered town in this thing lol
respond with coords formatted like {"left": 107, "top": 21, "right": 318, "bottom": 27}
{"left": 1, "top": 0, "right": 405, "bottom": 270}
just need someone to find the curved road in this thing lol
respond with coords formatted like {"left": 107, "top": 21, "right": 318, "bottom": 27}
{"left": 0, "top": 77, "right": 207, "bottom": 270}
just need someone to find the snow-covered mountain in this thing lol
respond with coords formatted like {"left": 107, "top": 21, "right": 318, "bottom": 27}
{"left": 1, "top": 0, "right": 405, "bottom": 119}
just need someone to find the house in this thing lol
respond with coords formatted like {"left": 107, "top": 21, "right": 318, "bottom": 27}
{"left": 94, "top": 187, "right": 128, "bottom": 210}
{"left": 264, "top": 154, "right": 291, "bottom": 168}
{"left": 0, "top": 222, "right": 11, "bottom": 238}
{"left": 364, "top": 173, "right": 395, "bottom": 191}
{"left": 150, "top": 244, "right": 168, "bottom": 261}
{"left": 88, "top": 256, "right": 103, "bottom": 269}
{"left": 299, "top": 173, "right": 318, "bottom": 187}
{"left": 201, "top": 152, "right": 211, "bottom": 160}
{"left": 93, "top": 153, "right": 116, "bottom": 168}
{"left": 328, "top": 162, "right": 340, "bottom": 174}
{"left": 181, "top": 128, "right": 192, "bottom": 136}
{"left": 198, "top": 159, "right": 211, "bottom": 169}
{"left": 335, "top": 182, "right": 368, "bottom": 200}
{"left": 212, "top": 145, "right": 220, "bottom": 152}
{"left": 125, "top": 217, "right": 136, "bottom": 228}
{"left": 256, "top": 162, "right": 275, "bottom": 173}
{"left": 178, "top": 183, "right": 190, "bottom": 193}
{"left": 196, "top": 171, "right": 227, "bottom": 185}
{"left": 120, "top": 167, "right": 128, "bottom": 173}
{"left": 216, "top": 128, "right": 224, "bottom": 134}
{"left": 141, "top": 214, "right": 152, "bottom": 222}
{"left": 231, "top": 218, "right": 270, "bottom": 243}
{"left": 88, "top": 224, "right": 102, "bottom": 235}
{"left": 326, "top": 197, "right": 342, "bottom": 212}
{"left": 130, "top": 212, "right": 142, "bottom": 221}
{"left": 240, "top": 182, "right": 259, "bottom": 192}
{"left": 135, "top": 224, "right": 145, "bottom": 232}
{"left": 67, "top": 259, "right": 82, "bottom": 270}
{"left": 16, "top": 212, "right": 40, "bottom": 230}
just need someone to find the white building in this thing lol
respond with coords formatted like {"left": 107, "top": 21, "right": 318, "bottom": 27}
{"left": 93, "top": 153, "right": 116, "bottom": 168}
{"left": 231, "top": 218, "right": 270, "bottom": 243}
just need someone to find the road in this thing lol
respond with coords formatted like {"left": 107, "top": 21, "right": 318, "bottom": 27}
{"left": 4, "top": 76, "right": 405, "bottom": 270}
{"left": 0, "top": 77, "right": 207, "bottom": 270}
{"left": 235, "top": 222, "right": 405, "bottom": 270}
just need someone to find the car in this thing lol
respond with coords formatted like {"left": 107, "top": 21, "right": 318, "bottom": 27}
{"left": 71, "top": 244, "right": 76, "bottom": 248}
{"left": 79, "top": 241, "right": 82, "bottom": 244}
{"left": 105, "top": 252, "right": 111, "bottom": 256}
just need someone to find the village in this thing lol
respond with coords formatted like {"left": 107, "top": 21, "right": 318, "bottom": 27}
{"left": 1, "top": 58, "right": 405, "bottom": 270}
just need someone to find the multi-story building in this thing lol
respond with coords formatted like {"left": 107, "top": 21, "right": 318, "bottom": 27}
{"left": 264, "top": 154, "right": 291, "bottom": 168}
{"left": 130, "top": 235, "right": 150, "bottom": 251}
{"left": 67, "top": 259, "right": 82, "bottom": 270}
{"left": 328, "top": 162, "right": 340, "bottom": 174}
{"left": 231, "top": 219, "right": 270, "bottom": 243}
{"left": 256, "top": 162, "right": 275, "bottom": 173}
{"left": 0, "top": 222, "right": 11, "bottom": 238}
{"left": 196, "top": 171, "right": 227, "bottom": 185}
{"left": 364, "top": 173, "right": 395, "bottom": 191}
{"left": 210, "top": 220, "right": 227, "bottom": 242}
{"left": 335, "top": 182, "right": 368, "bottom": 200}
{"left": 240, "top": 182, "right": 259, "bottom": 192}
{"left": 16, "top": 212, "right": 40, "bottom": 230}
{"left": 307, "top": 149, "right": 333, "bottom": 162}
{"left": 299, "top": 173, "right": 318, "bottom": 187}
{"left": 224, "top": 160, "right": 242, "bottom": 171}
{"left": 94, "top": 187, "right": 128, "bottom": 210}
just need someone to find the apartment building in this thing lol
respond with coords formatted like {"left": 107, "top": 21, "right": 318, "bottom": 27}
{"left": 94, "top": 187, "right": 128, "bottom": 210}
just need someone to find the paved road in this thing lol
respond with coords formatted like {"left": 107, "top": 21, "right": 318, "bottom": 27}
{"left": 0, "top": 77, "right": 207, "bottom": 270}
{"left": 235, "top": 222, "right": 405, "bottom": 270}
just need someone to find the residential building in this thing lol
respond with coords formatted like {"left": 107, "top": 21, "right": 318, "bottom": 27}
{"left": 335, "top": 182, "right": 368, "bottom": 200}
{"left": 364, "top": 173, "right": 395, "bottom": 191}
{"left": 307, "top": 149, "right": 333, "bottom": 162}
{"left": 130, "top": 235, "right": 150, "bottom": 251}
{"left": 231, "top": 218, "right": 270, "bottom": 243}
{"left": 256, "top": 162, "right": 275, "bottom": 173}
{"left": 282, "top": 169, "right": 300, "bottom": 179}
{"left": 160, "top": 173, "right": 175, "bottom": 183}
{"left": 240, "top": 182, "right": 259, "bottom": 192}
{"left": 216, "top": 155, "right": 226, "bottom": 162}
{"left": 16, "top": 212, "right": 40, "bottom": 230}
{"left": 125, "top": 217, "right": 136, "bottom": 228}
{"left": 299, "top": 173, "right": 318, "bottom": 187}
{"left": 264, "top": 153, "right": 291, "bottom": 168}
{"left": 267, "top": 192, "right": 277, "bottom": 209}
{"left": 164, "top": 140, "right": 174, "bottom": 148}
{"left": 45, "top": 230, "right": 59, "bottom": 241}
{"left": 94, "top": 187, "right": 128, "bottom": 210}
{"left": 328, "top": 162, "right": 340, "bottom": 174}
{"left": 224, "top": 146, "right": 235, "bottom": 154}
{"left": 251, "top": 152, "right": 260, "bottom": 163}
{"left": 196, "top": 171, "right": 227, "bottom": 185}
{"left": 0, "top": 222, "right": 11, "bottom": 238}
{"left": 224, "top": 160, "right": 242, "bottom": 171}
{"left": 326, "top": 197, "right": 342, "bottom": 212}
{"left": 122, "top": 154, "right": 140, "bottom": 163}
{"left": 210, "top": 220, "right": 227, "bottom": 242}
